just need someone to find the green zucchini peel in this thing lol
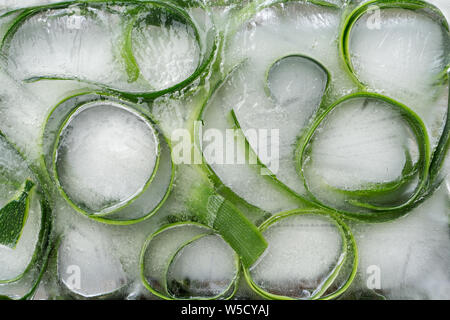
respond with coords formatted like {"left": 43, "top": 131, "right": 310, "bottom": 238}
{"left": 0, "top": 0, "right": 217, "bottom": 101}
{"left": 140, "top": 222, "right": 240, "bottom": 300}
{"left": 41, "top": 92, "right": 174, "bottom": 225}
{"left": 243, "top": 209, "right": 358, "bottom": 300}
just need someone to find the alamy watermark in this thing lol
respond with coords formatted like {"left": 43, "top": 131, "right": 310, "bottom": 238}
{"left": 366, "top": 265, "right": 381, "bottom": 290}
{"left": 63, "top": 264, "right": 122, "bottom": 293}
{"left": 65, "top": 264, "right": 81, "bottom": 290}
{"left": 366, "top": 5, "right": 418, "bottom": 31}
{"left": 171, "top": 121, "right": 280, "bottom": 175}
{"left": 366, "top": 5, "right": 381, "bottom": 30}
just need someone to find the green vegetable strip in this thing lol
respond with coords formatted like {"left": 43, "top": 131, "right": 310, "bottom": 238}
{"left": 320, "top": 226, "right": 358, "bottom": 300}
{"left": 15, "top": 198, "right": 53, "bottom": 300}
{"left": 140, "top": 222, "right": 240, "bottom": 300}
{"left": 428, "top": 71, "right": 450, "bottom": 185}
{"left": 297, "top": 92, "right": 431, "bottom": 222}
{"left": 164, "top": 233, "right": 239, "bottom": 300}
{"left": 243, "top": 209, "right": 358, "bottom": 300}
{"left": 194, "top": 61, "right": 310, "bottom": 216}
{"left": 319, "top": 214, "right": 358, "bottom": 300}
{"left": 187, "top": 179, "right": 267, "bottom": 268}
{"left": 0, "top": 0, "right": 217, "bottom": 101}
{"left": 205, "top": 194, "right": 267, "bottom": 268}
{"left": 0, "top": 132, "right": 53, "bottom": 299}
{"left": 230, "top": 109, "right": 318, "bottom": 208}
{"left": 329, "top": 151, "right": 418, "bottom": 198}
{"left": 340, "top": 0, "right": 449, "bottom": 89}
{"left": 120, "top": 1, "right": 202, "bottom": 87}
{"left": 42, "top": 92, "right": 173, "bottom": 225}
{"left": 121, "top": 12, "right": 141, "bottom": 84}
{"left": 333, "top": 0, "right": 449, "bottom": 219}
{"left": 0, "top": 179, "right": 34, "bottom": 249}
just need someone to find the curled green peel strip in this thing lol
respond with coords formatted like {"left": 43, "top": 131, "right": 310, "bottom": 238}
{"left": 297, "top": 92, "right": 431, "bottom": 222}
{"left": 0, "top": 0, "right": 217, "bottom": 101}
{"left": 340, "top": 0, "right": 450, "bottom": 91}
{"left": 140, "top": 222, "right": 240, "bottom": 300}
{"left": 41, "top": 92, "right": 175, "bottom": 225}
{"left": 0, "top": 132, "right": 53, "bottom": 300}
{"left": 243, "top": 209, "right": 358, "bottom": 300}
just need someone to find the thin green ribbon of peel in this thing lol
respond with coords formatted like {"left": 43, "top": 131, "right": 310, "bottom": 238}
{"left": 297, "top": 92, "right": 431, "bottom": 222}
{"left": 0, "top": 0, "right": 216, "bottom": 101}
{"left": 227, "top": 54, "right": 331, "bottom": 207}
{"left": 243, "top": 209, "right": 358, "bottom": 300}
{"left": 0, "top": 179, "right": 35, "bottom": 249}
{"left": 340, "top": 0, "right": 450, "bottom": 90}
{"left": 0, "top": 131, "right": 53, "bottom": 299}
{"left": 327, "top": 150, "right": 419, "bottom": 198}
{"left": 428, "top": 70, "right": 450, "bottom": 187}
{"left": 42, "top": 92, "right": 174, "bottom": 225}
{"left": 164, "top": 233, "right": 240, "bottom": 300}
{"left": 188, "top": 182, "right": 267, "bottom": 269}
{"left": 140, "top": 222, "right": 240, "bottom": 300}
{"left": 205, "top": 194, "right": 267, "bottom": 268}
